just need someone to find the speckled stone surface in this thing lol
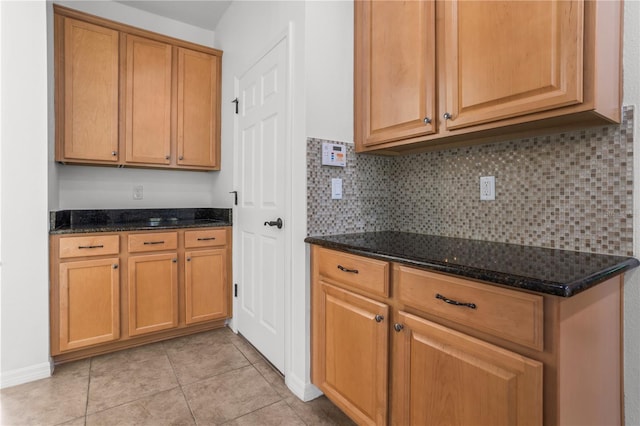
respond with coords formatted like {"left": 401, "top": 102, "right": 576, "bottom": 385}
{"left": 50, "top": 208, "right": 232, "bottom": 234}
{"left": 305, "top": 231, "right": 639, "bottom": 297}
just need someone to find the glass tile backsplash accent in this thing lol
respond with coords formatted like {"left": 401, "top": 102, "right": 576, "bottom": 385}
{"left": 307, "top": 107, "right": 634, "bottom": 256}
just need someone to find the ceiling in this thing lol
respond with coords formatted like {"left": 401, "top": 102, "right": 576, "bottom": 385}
{"left": 114, "top": 1, "right": 232, "bottom": 31}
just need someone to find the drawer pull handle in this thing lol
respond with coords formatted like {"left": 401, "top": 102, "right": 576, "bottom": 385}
{"left": 143, "top": 241, "right": 165, "bottom": 245}
{"left": 197, "top": 237, "right": 216, "bottom": 241}
{"left": 337, "top": 265, "right": 359, "bottom": 274}
{"left": 375, "top": 314, "right": 384, "bottom": 323}
{"left": 435, "top": 293, "right": 477, "bottom": 309}
{"left": 394, "top": 323, "right": 404, "bottom": 332}
{"left": 78, "top": 245, "right": 104, "bottom": 249}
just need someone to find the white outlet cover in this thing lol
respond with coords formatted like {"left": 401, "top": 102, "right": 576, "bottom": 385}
{"left": 480, "top": 176, "right": 495, "bottom": 201}
{"left": 133, "top": 185, "right": 144, "bottom": 200}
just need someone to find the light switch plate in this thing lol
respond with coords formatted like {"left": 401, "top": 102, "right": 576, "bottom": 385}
{"left": 331, "top": 178, "right": 343, "bottom": 199}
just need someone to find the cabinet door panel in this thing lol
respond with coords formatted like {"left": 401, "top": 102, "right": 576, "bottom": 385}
{"left": 125, "top": 35, "right": 172, "bottom": 165}
{"left": 185, "top": 249, "right": 228, "bottom": 324}
{"left": 357, "top": 0, "right": 436, "bottom": 146}
{"left": 59, "top": 258, "right": 120, "bottom": 351}
{"left": 443, "top": 0, "right": 583, "bottom": 130}
{"left": 312, "top": 281, "right": 388, "bottom": 425}
{"left": 177, "top": 48, "right": 220, "bottom": 168}
{"left": 62, "top": 18, "right": 119, "bottom": 161}
{"left": 128, "top": 253, "right": 178, "bottom": 336}
{"left": 393, "top": 311, "right": 542, "bottom": 426}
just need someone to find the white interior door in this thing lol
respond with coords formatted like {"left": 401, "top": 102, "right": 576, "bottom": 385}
{"left": 234, "top": 37, "right": 288, "bottom": 373}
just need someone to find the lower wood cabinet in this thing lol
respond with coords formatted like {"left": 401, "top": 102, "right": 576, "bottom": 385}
{"left": 310, "top": 245, "right": 624, "bottom": 426}
{"left": 392, "top": 311, "right": 542, "bottom": 426}
{"left": 58, "top": 258, "right": 120, "bottom": 351}
{"left": 127, "top": 253, "right": 178, "bottom": 336}
{"left": 312, "top": 281, "right": 389, "bottom": 426}
{"left": 185, "top": 249, "right": 228, "bottom": 324}
{"left": 50, "top": 227, "right": 232, "bottom": 362}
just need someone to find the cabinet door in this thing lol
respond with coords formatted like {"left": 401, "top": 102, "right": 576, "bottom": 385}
{"left": 355, "top": 0, "right": 436, "bottom": 147}
{"left": 184, "top": 249, "right": 228, "bottom": 324}
{"left": 312, "top": 281, "right": 389, "bottom": 425}
{"left": 442, "top": 0, "right": 583, "bottom": 130}
{"left": 59, "top": 258, "right": 120, "bottom": 351}
{"left": 177, "top": 48, "right": 220, "bottom": 169}
{"left": 392, "top": 311, "right": 542, "bottom": 426}
{"left": 59, "top": 17, "right": 119, "bottom": 162}
{"left": 124, "top": 35, "right": 172, "bottom": 165}
{"left": 128, "top": 253, "right": 178, "bottom": 336}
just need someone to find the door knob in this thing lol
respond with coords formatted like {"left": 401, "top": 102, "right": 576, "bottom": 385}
{"left": 264, "top": 218, "right": 283, "bottom": 229}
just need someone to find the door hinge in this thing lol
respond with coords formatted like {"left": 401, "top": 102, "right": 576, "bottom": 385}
{"left": 231, "top": 98, "right": 239, "bottom": 114}
{"left": 234, "top": 283, "right": 238, "bottom": 297}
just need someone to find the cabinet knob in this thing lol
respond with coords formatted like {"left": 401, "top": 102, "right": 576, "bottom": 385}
{"left": 113, "top": 264, "right": 118, "bottom": 269}
{"left": 393, "top": 323, "right": 404, "bottom": 332}
{"left": 172, "top": 258, "right": 177, "bottom": 263}
{"left": 443, "top": 112, "right": 452, "bottom": 120}
{"left": 187, "top": 257, "right": 191, "bottom": 261}
{"left": 165, "top": 155, "right": 170, "bottom": 160}
{"left": 179, "top": 155, "right": 184, "bottom": 161}
{"left": 374, "top": 314, "right": 384, "bottom": 323}
{"left": 111, "top": 151, "right": 117, "bottom": 156}
{"left": 423, "top": 117, "right": 432, "bottom": 124}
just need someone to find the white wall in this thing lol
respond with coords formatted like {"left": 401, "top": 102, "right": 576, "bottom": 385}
{"left": 624, "top": 0, "right": 640, "bottom": 423}
{"left": 51, "top": 0, "right": 219, "bottom": 210}
{"left": 0, "top": 0, "right": 52, "bottom": 387}
{"left": 305, "top": 1, "right": 353, "bottom": 143}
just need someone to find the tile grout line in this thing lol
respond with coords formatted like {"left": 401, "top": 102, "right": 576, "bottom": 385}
{"left": 83, "top": 359, "right": 92, "bottom": 426}
{"left": 163, "top": 341, "right": 200, "bottom": 426}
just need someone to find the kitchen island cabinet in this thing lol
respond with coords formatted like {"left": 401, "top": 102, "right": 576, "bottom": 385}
{"left": 54, "top": 5, "right": 222, "bottom": 171}
{"left": 307, "top": 234, "right": 639, "bottom": 425}
{"left": 355, "top": 0, "right": 622, "bottom": 154}
{"left": 50, "top": 217, "right": 232, "bottom": 363}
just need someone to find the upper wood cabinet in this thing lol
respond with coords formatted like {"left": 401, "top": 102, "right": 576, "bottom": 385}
{"left": 56, "top": 17, "right": 119, "bottom": 162}
{"left": 177, "top": 48, "right": 221, "bottom": 169}
{"left": 124, "top": 35, "right": 172, "bottom": 165}
{"left": 355, "top": 0, "right": 622, "bottom": 154}
{"left": 54, "top": 5, "right": 223, "bottom": 170}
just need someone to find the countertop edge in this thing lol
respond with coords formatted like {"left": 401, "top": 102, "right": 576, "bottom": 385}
{"left": 50, "top": 221, "right": 232, "bottom": 235}
{"left": 304, "top": 236, "right": 640, "bottom": 297}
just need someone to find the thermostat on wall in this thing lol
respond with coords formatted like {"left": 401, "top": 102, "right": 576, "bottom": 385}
{"left": 322, "top": 142, "right": 346, "bottom": 167}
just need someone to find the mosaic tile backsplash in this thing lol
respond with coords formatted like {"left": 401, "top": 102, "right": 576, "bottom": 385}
{"left": 307, "top": 107, "right": 634, "bottom": 256}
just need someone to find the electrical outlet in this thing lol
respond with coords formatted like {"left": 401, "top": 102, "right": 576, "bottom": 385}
{"left": 480, "top": 176, "right": 495, "bottom": 201}
{"left": 133, "top": 185, "right": 144, "bottom": 200}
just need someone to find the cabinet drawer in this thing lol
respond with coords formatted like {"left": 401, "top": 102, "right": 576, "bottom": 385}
{"left": 316, "top": 247, "right": 389, "bottom": 297}
{"left": 59, "top": 235, "right": 120, "bottom": 258}
{"left": 396, "top": 266, "right": 543, "bottom": 350}
{"left": 128, "top": 232, "right": 177, "bottom": 253}
{"left": 184, "top": 228, "right": 226, "bottom": 248}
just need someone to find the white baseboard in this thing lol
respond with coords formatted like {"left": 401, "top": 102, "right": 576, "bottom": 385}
{"left": 285, "top": 373, "right": 323, "bottom": 402}
{"left": 0, "top": 361, "right": 52, "bottom": 389}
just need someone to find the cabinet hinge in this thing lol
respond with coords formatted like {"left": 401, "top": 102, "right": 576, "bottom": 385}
{"left": 234, "top": 283, "right": 238, "bottom": 298}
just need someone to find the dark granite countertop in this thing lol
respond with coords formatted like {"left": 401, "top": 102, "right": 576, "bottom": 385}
{"left": 304, "top": 231, "right": 639, "bottom": 297}
{"left": 50, "top": 208, "right": 232, "bottom": 234}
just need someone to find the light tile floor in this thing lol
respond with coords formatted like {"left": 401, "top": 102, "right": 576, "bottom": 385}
{"left": 1, "top": 328, "right": 355, "bottom": 426}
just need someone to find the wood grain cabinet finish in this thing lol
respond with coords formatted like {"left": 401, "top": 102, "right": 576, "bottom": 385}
{"left": 312, "top": 281, "right": 389, "bottom": 426}
{"left": 392, "top": 311, "right": 542, "bottom": 426}
{"left": 310, "top": 246, "right": 625, "bottom": 425}
{"left": 54, "top": 5, "right": 222, "bottom": 170}
{"left": 354, "top": 0, "right": 622, "bottom": 154}
{"left": 58, "top": 258, "right": 120, "bottom": 351}
{"left": 55, "top": 16, "right": 119, "bottom": 163}
{"left": 185, "top": 249, "right": 228, "bottom": 324}
{"left": 127, "top": 253, "right": 179, "bottom": 336}
{"left": 50, "top": 227, "right": 232, "bottom": 362}
{"left": 124, "top": 35, "right": 172, "bottom": 165}
{"left": 177, "top": 48, "right": 221, "bottom": 169}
